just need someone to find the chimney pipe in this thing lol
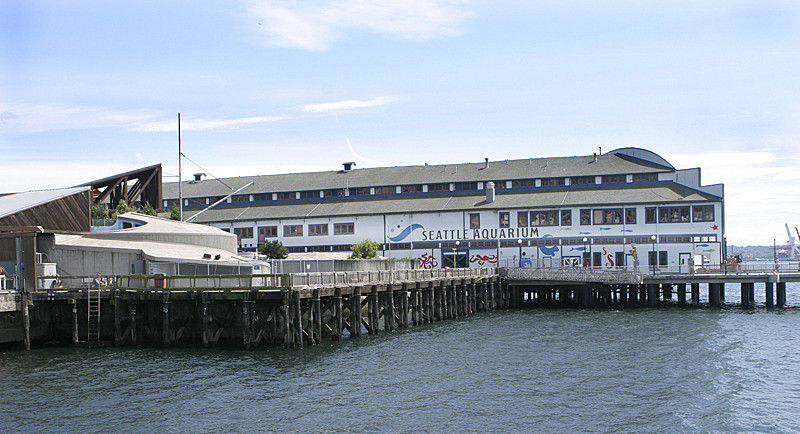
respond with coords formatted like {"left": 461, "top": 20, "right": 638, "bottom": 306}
{"left": 484, "top": 157, "right": 489, "bottom": 169}
{"left": 485, "top": 181, "right": 495, "bottom": 203}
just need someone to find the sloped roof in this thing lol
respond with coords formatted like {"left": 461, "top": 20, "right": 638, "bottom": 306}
{"left": 163, "top": 152, "right": 671, "bottom": 199}
{"left": 0, "top": 187, "right": 91, "bottom": 219}
{"left": 184, "top": 184, "right": 717, "bottom": 224}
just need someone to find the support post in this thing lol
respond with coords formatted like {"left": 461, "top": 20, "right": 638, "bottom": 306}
{"left": 765, "top": 282, "right": 774, "bottom": 308}
{"left": 114, "top": 289, "right": 122, "bottom": 346}
{"left": 351, "top": 286, "right": 362, "bottom": 337}
{"left": 691, "top": 283, "right": 700, "bottom": 306}
{"left": 777, "top": 282, "right": 786, "bottom": 308}
{"left": 647, "top": 284, "right": 658, "bottom": 307}
{"left": 72, "top": 298, "right": 79, "bottom": 344}
{"left": 676, "top": 283, "right": 686, "bottom": 305}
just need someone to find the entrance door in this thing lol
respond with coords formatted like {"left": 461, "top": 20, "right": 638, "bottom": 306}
{"left": 443, "top": 251, "right": 468, "bottom": 268}
{"left": 679, "top": 253, "right": 691, "bottom": 273}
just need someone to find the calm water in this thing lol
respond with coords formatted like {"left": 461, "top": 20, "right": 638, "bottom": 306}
{"left": 2, "top": 283, "right": 800, "bottom": 433}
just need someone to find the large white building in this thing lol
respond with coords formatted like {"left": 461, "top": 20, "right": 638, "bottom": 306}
{"left": 163, "top": 148, "right": 724, "bottom": 272}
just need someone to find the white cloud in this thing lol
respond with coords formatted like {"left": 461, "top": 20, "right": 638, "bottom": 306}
{"left": 0, "top": 103, "right": 289, "bottom": 134}
{"left": 131, "top": 115, "right": 290, "bottom": 132}
{"left": 302, "top": 96, "right": 398, "bottom": 113}
{"left": 245, "top": 0, "right": 474, "bottom": 51}
{"left": 0, "top": 103, "right": 158, "bottom": 134}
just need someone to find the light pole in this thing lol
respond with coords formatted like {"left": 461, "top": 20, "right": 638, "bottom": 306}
{"left": 517, "top": 239, "right": 523, "bottom": 267}
{"left": 583, "top": 237, "right": 588, "bottom": 267}
{"left": 651, "top": 234, "right": 657, "bottom": 275}
{"left": 452, "top": 240, "right": 460, "bottom": 268}
{"left": 723, "top": 234, "right": 727, "bottom": 274}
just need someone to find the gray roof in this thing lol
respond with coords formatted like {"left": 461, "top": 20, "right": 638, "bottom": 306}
{"left": 164, "top": 152, "right": 670, "bottom": 199}
{"left": 185, "top": 184, "right": 716, "bottom": 224}
{"left": 0, "top": 186, "right": 91, "bottom": 219}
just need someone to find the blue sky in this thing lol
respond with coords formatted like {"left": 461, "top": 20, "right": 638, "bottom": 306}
{"left": 1, "top": 0, "right": 799, "bottom": 246}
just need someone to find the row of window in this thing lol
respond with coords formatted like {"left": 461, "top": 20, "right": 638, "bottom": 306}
{"left": 243, "top": 233, "right": 718, "bottom": 253}
{"left": 487, "top": 205, "right": 715, "bottom": 229}
{"left": 231, "top": 222, "right": 355, "bottom": 241}
{"left": 168, "top": 173, "right": 661, "bottom": 209}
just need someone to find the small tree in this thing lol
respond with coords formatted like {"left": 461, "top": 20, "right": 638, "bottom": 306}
{"left": 350, "top": 239, "right": 380, "bottom": 259}
{"left": 115, "top": 199, "right": 131, "bottom": 216}
{"left": 90, "top": 205, "right": 110, "bottom": 220}
{"left": 259, "top": 240, "right": 288, "bottom": 259}
{"left": 169, "top": 206, "right": 181, "bottom": 221}
{"left": 141, "top": 201, "right": 157, "bottom": 216}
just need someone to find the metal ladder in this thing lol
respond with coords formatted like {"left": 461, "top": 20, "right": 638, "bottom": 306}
{"left": 87, "top": 286, "right": 101, "bottom": 342}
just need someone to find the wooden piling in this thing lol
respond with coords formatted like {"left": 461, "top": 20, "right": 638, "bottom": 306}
{"left": 162, "top": 292, "right": 171, "bottom": 348}
{"left": 765, "top": 282, "right": 774, "bottom": 308}
{"left": 293, "top": 289, "right": 303, "bottom": 349}
{"left": 676, "top": 283, "right": 686, "bottom": 305}
{"left": 333, "top": 287, "right": 343, "bottom": 339}
{"left": 709, "top": 283, "right": 721, "bottom": 307}
{"left": 114, "top": 289, "right": 121, "bottom": 346}
{"left": 691, "top": 283, "right": 700, "bottom": 305}
{"left": 72, "top": 298, "right": 79, "bottom": 344}
{"left": 351, "top": 286, "right": 362, "bottom": 337}
{"left": 130, "top": 300, "right": 137, "bottom": 346}
{"left": 777, "top": 282, "right": 786, "bottom": 308}
{"left": 647, "top": 284, "right": 658, "bottom": 307}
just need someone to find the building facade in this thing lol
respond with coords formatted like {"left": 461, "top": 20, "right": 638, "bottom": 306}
{"left": 162, "top": 148, "right": 724, "bottom": 272}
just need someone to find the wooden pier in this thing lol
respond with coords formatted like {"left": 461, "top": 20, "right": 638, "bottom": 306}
{"left": 503, "top": 267, "right": 799, "bottom": 309}
{"left": 1, "top": 268, "right": 503, "bottom": 349}
{"left": 3, "top": 267, "right": 799, "bottom": 350}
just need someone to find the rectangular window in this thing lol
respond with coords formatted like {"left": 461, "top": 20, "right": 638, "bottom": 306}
{"left": 499, "top": 212, "right": 510, "bottom": 228}
{"left": 231, "top": 194, "right": 250, "bottom": 203}
{"left": 602, "top": 174, "right": 626, "bottom": 184}
{"left": 645, "top": 207, "right": 657, "bottom": 224}
{"left": 517, "top": 211, "right": 528, "bottom": 227}
{"left": 692, "top": 205, "right": 715, "bottom": 222}
{"left": 186, "top": 197, "right": 205, "bottom": 206}
{"left": 401, "top": 185, "right": 423, "bottom": 193}
{"left": 324, "top": 189, "right": 344, "bottom": 197}
{"left": 658, "top": 206, "right": 690, "bottom": 223}
{"left": 253, "top": 193, "right": 272, "bottom": 201}
{"left": 580, "top": 209, "right": 591, "bottom": 225}
{"left": 276, "top": 192, "right": 295, "bottom": 200}
{"left": 300, "top": 190, "right": 319, "bottom": 199}
{"left": 570, "top": 176, "right": 595, "bottom": 185}
{"left": 258, "top": 226, "right": 277, "bottom": 242}
{"left": 427, "top": 183, "right": 450, "bottom": 192}
{"left": 633, "top": 173, "right": 658, "bottom": 183}
{"left": 511, "top": 179, "right": 536, "bottom": 188}
{"left": 352, "top": 187, "right": 371, "bottom": 196}
{"left": 283, "top": 225, "right": 303, "bottom": 237}
{"left": 561, "top": 210, "right": 572, "bottom": 226}
{"left": 659, "top": 251, "right": 668, "bottom": 267}
{"left": 531, "top": 211, "right": 558, "bottom": 226}
{"left": 308, "top": 224, "right": 328, "bottom": 236}
{"left": 334, "top": 223, "right": 355, "bottom": 235}
{"left": 455, "top": 182, "right": 478, "bottom": 191}
{"left": 625, "top": 208, "right": 637, "bottom": 224}
{"left": 374, "top": 186, "right": 394, "bottom": 195}
{"left": 592, "top": 208, "right": 623, "bottom": 225}
{"left": 541, "top": 177, "right": 565, "bottom": 187}
{"left": 470, "top": 213, "right": 480, "bottom": 229}
{"left": 234, "top": 227, "right": 253, "bottom": 241}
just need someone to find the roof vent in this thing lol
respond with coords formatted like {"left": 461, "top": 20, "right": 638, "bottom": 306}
{"left": 342, "top": 161, "right": 356, "bottom": 172}
{"left": 485, "top": 181, "right": 495, "bottom": 204}
{"left": 190, "top": 173, "right": 206, "bottom": 184}
{"left": 483, "top": 157, "right": 489, "bottom": 170}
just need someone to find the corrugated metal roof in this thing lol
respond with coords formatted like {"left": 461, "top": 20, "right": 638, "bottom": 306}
{"left": 185, "top": 184, "right": 715, "bottom": 224}
{"left": 0, "top": 187, "right": 91, "bottom": 219}
{"left": 163, "top": 153, "right": 669, "bottom": 199}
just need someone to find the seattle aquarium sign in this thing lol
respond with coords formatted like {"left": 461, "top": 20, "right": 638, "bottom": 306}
{"left": 391, "top": 224, "right": 540, "bottom": 242}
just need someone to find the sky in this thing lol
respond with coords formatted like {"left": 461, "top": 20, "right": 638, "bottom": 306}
{"left": 1, "top": 0, "right": 799, "bottom": 246}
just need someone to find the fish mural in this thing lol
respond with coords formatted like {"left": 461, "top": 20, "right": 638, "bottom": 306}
{"left": 390, "top": 223, "right": 424, "bottom": 242}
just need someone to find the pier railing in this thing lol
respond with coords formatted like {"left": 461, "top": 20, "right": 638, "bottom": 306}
{"left": 33, "top": 268, "right": 495, "bottom": 292}
{"left": 286, "top": 267, "right": 491, "bottom": 288}
{"left": 502, "top": 267, "right": 645, "bottom": 284}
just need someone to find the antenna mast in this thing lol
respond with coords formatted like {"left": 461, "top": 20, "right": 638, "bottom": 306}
{"left": 178, "top": 113, "right": 183, "bottom": 222}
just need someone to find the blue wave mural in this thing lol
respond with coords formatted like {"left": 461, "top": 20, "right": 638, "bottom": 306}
{"left": 389, "top": 223, "right": 424, "bottom": 242}
{"left": 538, "top": 234, "right": 559, "bottom": 256}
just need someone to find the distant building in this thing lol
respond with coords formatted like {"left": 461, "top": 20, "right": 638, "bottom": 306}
{"left": 163, "top": 148, "right": 725, "bottom": 271}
